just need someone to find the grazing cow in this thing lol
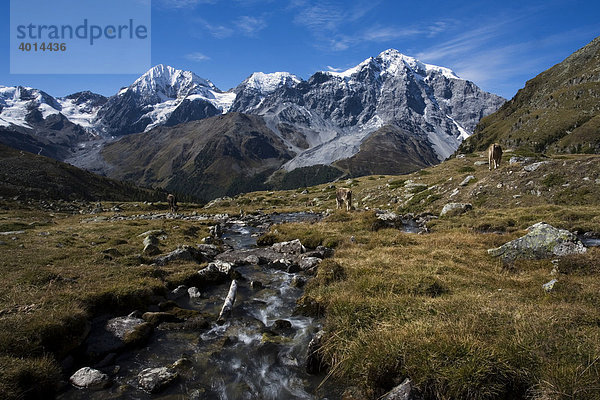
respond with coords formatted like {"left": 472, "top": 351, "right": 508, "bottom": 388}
{"left": 167, "top": 194, "right": 178, "bottom": 213}
{"left": 336, "top": 188, "right": 352, "bottom": 211}
{"left": 488, "top": 143, "right": 503, "bottom": 170}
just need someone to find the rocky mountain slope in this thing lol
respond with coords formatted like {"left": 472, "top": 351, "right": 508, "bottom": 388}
{"left": 460, "top": 35, "right": 600, "bottom": 154}
{"left": 0, "top": 86, "right": 96, "bottom": 159}
{"left": 95, "top": 64, "right": 236, "bottom": 136}
{"left": 101, "top": 113, "right": 293, "bottom": 202}
{"left": 0, "top": 143, "right": 162, "bottom": 202}
{"left": 232, "top": 49, "right": 504, "bottom": 170}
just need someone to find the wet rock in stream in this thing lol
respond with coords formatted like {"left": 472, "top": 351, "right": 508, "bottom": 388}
{"left": 137, "top": 366, "right": 178, "bottom": 393}
{"left": 84, "top": 313, "right": 153, "bottom": 359}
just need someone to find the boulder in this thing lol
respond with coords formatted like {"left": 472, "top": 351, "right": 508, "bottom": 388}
{"left": 383, "top": 378, "right": 415, "bottom": 400}
{"left": 137, "top": 367, "right": 178, "bottom": 393}
{"left": 268, "top": 258, "right": 300, "bottom": 273}
{"left": 523, "top": 161, "right": 550, "bottom": 172}
{"left": 459, "top": 175, "right": 475, "bottom": 186}
{"left": 155, "top": 245, "right": 204, "bottom": 266}
{"left": 488, "top": 222, "right": 587, "bottom": 264}
{"left": 143, "top": 235, "right": 159, "bottom": 247}
{"left": 69, "top": 367, "right": 111, "bottom": 390}
{"left": 197, "top": 260, "right": 234, "bottom": 285}
{"left": 85, "top": 313, "right": 153, "bottom": 357}
{"left": 196, "top": 244, "right": 221, "bottom": 259}
{"left": 167, "top": 285, "right": 188, "bottom": 300}
{"left": 440, "top": 203, "right": 472, "bottom": 217}
{"left": 272, "top": 239, "right": 305, "bottom": 255}
{"left": 299, "top": 257, "right": 321, "bottom": 273}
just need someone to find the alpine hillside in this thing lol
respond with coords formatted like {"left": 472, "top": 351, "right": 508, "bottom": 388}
{"left": 460, "top": 35, "right": 600, "bottom": 154}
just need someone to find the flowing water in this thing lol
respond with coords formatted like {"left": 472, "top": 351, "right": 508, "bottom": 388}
{"left": 59, "top": 212, "right": 335, "bottom": 400}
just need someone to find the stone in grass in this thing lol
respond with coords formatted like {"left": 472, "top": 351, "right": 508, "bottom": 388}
{"left": 488, "top": 222, "right": 587, "bottom": 264}
{"left": 137, "top": 367, "right": 178, "bottom": 393}
{"left": 440, "top": 203, "right": 472, "bottom": 217}
{"left": 543, "top": 279, "right": 558, "bottom": 293}
{"left": 459, "top": 175, "right": 476, "bottom": 186}
{"left": 383, "top": 378, "right": 415, "bottom": 400}
{"left": 69, "top": 367, "right": 111, "bottom": 390}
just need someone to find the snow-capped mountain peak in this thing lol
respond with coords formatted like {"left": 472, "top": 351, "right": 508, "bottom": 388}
{"left": 324, "top": 49, "right": 460, "bottom": 81}
{"left": 0, "top": 85, "right": 61, "bottom": 128}
{"left": 95, "top": 65, "right": 236, "bottom": 135}
{"left": 126, "top": 64, "right": 218, "bottom": 99}
{"left": 375, "top": 49, "right": 460, "bottom": 79}
{"left": 242, "top": 72, "right": 302, "bottom": 94}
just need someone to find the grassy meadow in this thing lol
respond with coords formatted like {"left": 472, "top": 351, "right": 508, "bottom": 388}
{"left": 1, "top": 151, "right": 599, "bottom": 399}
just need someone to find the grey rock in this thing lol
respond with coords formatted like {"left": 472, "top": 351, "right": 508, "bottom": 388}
{"left": 143, "top": 235, "right": 159, "bottom": 247}
{"left": 155, "top": 245, "right": 204, "bottom": 266}
{"left": 85, "top": 314, "right": 153, "bottom": 357}
{"left": 524, "top": 161, "right": 550, "bottom": 172}
{"left": 440, "top": 203, "right": 472, "bottom": 217}
{"left": 168, "top": 285, "right": 188, "bottom": 300}
{"left": 488, "top": 222, "right": 586, "bottom": 264}
{"left": 272, "top": 239, "right": 305, "bottom": 255}
{"left": 244, "top": 255, "right": 261, "bottom": 265}
{"left": 459, "top": 175, "right": 475, "bottom": 186}
{"left": 197, "top": 260, "right": 234, "bottom": 284}
{"left": 0, "top": 230, "right": 25, "bottom": 236}
{"left": 269, "top": 258, "right": 300, "bottom": 273}
{"left": 306, "top": 330, "right": 327, "bottom": 374}
{"left": 196, "top": 243, "right": 221, "bottom": 259}
{"left": 474, "top": 161, "right": 488, "bottom": 166}
{"left": 69, "top": 367, "right": 111, "bottom": 390}
{"left": 509, "top": 156, "right": 534, "bottom": 165}
{"left": 299, "top": 257, "right": 321, "bottom": 272}
{"left": 543, "top": 279, "right": 558, "bottom": 293}
{"left": 188, "top": 287, "right": 202, "bottom": 299}
{"left": 384, "top": 378, "right": 414, "bottom": 400}
{"left": 137, "top": 367, "right": 178, "bottom": 393}
{"left": 376, "top": 210, "right": 400, "bottom": 221}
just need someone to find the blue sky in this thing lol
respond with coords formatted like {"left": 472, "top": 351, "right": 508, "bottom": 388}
{"left": 2, "top": 0, "right": 599, "bottom": 99}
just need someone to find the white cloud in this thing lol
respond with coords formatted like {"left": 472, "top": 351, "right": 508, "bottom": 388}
{"left": 292, "top": 1, "right": 453, "bottom": 52}
{"left": 185, "top": 52, "right": 211, "bottom": 62}
{"left": 326, "top": 65, "right": 343, "bottom": 72}
{"left": 195, "top": 17, "right": 235, "bottom": 38}
{"left": 236, "top": 16, "right": 266, "bottom": 36}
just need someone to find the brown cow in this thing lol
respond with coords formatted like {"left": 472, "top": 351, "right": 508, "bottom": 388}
{"left": 336, "top": 188, "right": 352, "bottom": 211}
{"left": 167, "top": 193, "right": 178, "bottom": 213}
{"left": 488, "top": 143, "right": 502, "bottom": 170}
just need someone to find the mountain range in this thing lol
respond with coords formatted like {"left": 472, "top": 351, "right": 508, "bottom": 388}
{"left": 0, "top": 49, "right": 505, "bottom": 200}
